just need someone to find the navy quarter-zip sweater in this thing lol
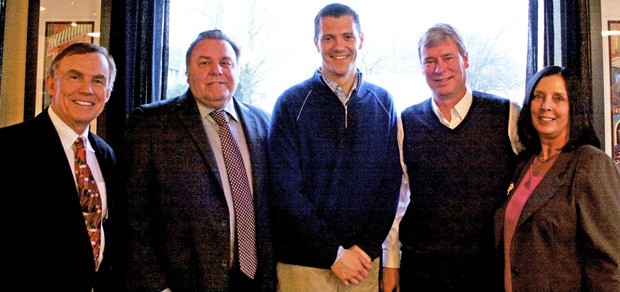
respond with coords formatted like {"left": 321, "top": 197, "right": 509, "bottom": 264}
{"left": 268, "top": 71, "right": 402, "bottom": 268}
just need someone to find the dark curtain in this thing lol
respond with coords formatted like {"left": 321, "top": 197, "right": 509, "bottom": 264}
{"left": 561, "top": 0, "right": 593, "bottom": 86}
{"left": 543, "top": 0, "right": 555, "bottom": 67}
{"left": 102, "top": 0, "right": 169, "bottom": 149}
{"left": 24, "top": 0, "right": 40, "bottom": 120}
{"left": 526, "top": 0, "right": 538, "bottom": 82}
{"left": 528, "top": 0, "right": 592, "bottom": 79}
{"left": 529, "top": 0, "right": 600, "bottom": 147}
{"left": 561, "top": 0, "right": 599, "bottom": 142}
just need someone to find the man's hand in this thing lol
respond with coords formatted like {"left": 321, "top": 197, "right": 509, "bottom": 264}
{"left": 330, "top": 245, "right": 372, "bottom": 286}
{"left": 380, "top": 267, "right": 400, "bottom": 292}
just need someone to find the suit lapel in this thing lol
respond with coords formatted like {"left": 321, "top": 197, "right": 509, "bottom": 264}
{"left": 233, "top": 98, "right": 268, "bottom": 204}
{"left": 234, "top": 99, "right": 258, "bottom": 156}
{"left": 494, "top": 156, "right": 530, "bottom": 247}
{"left": 35, "top": 111, "right": 81, "bottom": 199}
{"left": 33, "top": 111, "right": 92, "bottom": 236}
{"left": 516, "top": 152, "right": 571, "bottom": 228}
{"left": 174, "top": 92, "right": 224, "bottom": 188}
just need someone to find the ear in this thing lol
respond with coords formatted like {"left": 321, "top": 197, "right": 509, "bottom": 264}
{"left": 314, "top": 36, "right": 320, "bottom": 52}
{"left": 462, "top": 53, "right": 470, "bottom": 69}
{"left": 103, "top": 80, "right": 113, "bottom": 103}
{"left": 358, "top": 32, "right": 365, "bottom": 50}
{"left": 104, "top": 90, "right": 112, "bottom": 103}
{"left": 45, "top": 75, "right": 56, "bottom": 96}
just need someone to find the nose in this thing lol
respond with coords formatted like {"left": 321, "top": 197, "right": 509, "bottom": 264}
{"left": 434, "top": 59, "right": 446, "bottom": 74}
{"left": 80, "top": 80, "right": 94, "bottom": 94}
{"left": 333, "top": 36, "right": 346, "bottom": 51}
{"left": 210, "top": 63, "right": 223, "bottom": 75}
{"left": 539, "top": 96, "right": 551, "bottom": 111}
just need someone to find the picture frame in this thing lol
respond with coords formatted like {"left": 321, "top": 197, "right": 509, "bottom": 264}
{"left": 609, "top": 21, "right": 620, "bottom": 164}
{"left": 41, "top": 21, "right": 94, "bottom": 111}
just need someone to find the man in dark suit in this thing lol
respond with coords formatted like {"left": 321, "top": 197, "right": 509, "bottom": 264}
{"left": 0, "top": 42, "right": 119, "bottom": 291}
{"left": 122, "top": 29, "right": 275, "bottom": 291}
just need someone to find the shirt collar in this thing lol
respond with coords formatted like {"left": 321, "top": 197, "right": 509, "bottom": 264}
{"left": 48, "top": 106, "right": 94, "bottom": 152}
{"left": 430, "top": 86, "right": 473, "bottom": 123}
{"left": 317, "top": 68, "right": 362, "bottom": 95}
{"left": 196, "top": 98, "right": 240, "bottom": 123}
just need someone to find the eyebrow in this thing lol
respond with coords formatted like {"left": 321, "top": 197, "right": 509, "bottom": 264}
{"left": 197, "top": 55, "right": 234, "bottom": 63}
{"left": 63, "top": 69, "right": 83, "bottom": 77}
{"left": 64, "top": 69, "right": 107, "bottom": 82}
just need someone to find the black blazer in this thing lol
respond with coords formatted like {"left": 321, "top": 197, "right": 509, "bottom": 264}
{"left": 0, "top": 109, "right": 119, "bottom": 291}
{"left": 122, "top": 91, "right": 275, "bottom": 291}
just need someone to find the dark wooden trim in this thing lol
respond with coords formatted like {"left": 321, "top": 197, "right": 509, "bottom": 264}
{"left": 24, "top": 0, "right": 40, "bottom": 120}
{"left": 0, "top": 0, "right": 6, "bottom": 88}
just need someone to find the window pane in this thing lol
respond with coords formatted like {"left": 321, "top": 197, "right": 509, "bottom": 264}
{"left": 169, "top": 0, "right": 528, "bottom": 113}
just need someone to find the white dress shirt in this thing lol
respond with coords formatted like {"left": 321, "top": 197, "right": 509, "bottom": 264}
{"left": 381, "top": 88, "right": 521, "bottom": 268}
{"left": 48, "top": 106, "right": 108, "bottom": 266}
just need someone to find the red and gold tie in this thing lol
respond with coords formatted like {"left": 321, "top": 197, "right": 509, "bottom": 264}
{"left": 210, "top": 110, "right": 257, "bottom": 279}
{"left": 74, "top": 136, "right": 102, "bottom": 270}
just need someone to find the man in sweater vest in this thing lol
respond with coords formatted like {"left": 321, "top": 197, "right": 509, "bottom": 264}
{"left": 381, "top": 23, "right": 521, "bottom": 292}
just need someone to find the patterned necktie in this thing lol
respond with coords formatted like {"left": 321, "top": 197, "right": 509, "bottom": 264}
{"left": 74, "top": 136, "right": 102, "bottom": 270}
{"left": 210, "top": 110, "right": 257, "bottom": 279}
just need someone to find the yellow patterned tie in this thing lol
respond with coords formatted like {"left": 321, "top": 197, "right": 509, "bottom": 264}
{"left": 74, "top": 136, "right": 102, "bottom": 270}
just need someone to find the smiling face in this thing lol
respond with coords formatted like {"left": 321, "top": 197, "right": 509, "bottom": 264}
{"left": 420, "top": 37, "right": 469, "bottom": 102}
{"left": 46, "top": 52, "right": 112, "bottom": 134}
{"left": 186, "top": 38, "right": 239, "bottom": 110}
{"left": 314, "top": 15, "right": 363, "bottom": 85}
{"left": 530, "top": 74, "right": 570, "bottom": 146}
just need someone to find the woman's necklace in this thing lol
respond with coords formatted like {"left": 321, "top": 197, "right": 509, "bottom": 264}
{"left": 537, "top": 150, "right": 562, "bottom": 163}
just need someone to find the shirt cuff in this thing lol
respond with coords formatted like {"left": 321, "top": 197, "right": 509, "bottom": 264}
{"left": 382, "top": 248, "right": 401, "bottom": 268}
{"left": 334, "top": 246, "right": 345, "bottom": 264}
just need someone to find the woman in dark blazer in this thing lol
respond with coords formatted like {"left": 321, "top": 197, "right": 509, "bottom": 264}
{"left": 494, "top": 66, "right": 620, "bottom": 291}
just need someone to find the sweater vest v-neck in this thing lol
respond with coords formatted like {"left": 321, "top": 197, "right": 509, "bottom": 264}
{"left": 399, "top": 93, "right": 516, "bottom": 257}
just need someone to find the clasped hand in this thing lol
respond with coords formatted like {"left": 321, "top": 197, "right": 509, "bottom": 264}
{"left": 330, "top": 245, "right": 372, "bottom": 286}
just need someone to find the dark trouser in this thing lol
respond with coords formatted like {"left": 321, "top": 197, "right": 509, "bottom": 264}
{"left": 399, "top": 250, "right": 494, "bottom": 292}
{"left": 228, "top": 266, "right": 259, "bottom": 292}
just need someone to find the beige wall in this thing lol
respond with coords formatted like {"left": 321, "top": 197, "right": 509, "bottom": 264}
{"left": 0, "top": 1, "right": 28, "bottom": 127}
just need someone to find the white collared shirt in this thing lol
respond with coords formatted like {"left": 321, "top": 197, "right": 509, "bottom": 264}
{"left": 196, "top": 98, "right": 253, "bottom": 264}
{"left": 48, "top": 106, "right": 107, "bottom": 265}
{"left": 382, "top": 88, "right": 521, "bottom": 268}
{"left": 430, "top": 87, "right": 474, "bottom": 129}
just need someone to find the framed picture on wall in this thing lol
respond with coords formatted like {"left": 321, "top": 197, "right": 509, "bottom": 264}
{"left": 609, "top": 21, "right": 620, "bottom": 165}
{"left": 42, "top": 21, "right": 94, "bottom": 111}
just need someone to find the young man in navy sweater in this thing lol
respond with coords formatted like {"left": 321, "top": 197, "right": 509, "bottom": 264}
{"left": 268, "top": 3, "right": 401, "bottom": 291}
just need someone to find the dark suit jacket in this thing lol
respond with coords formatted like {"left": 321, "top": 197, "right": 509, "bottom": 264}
{"left": 0, "top": 109, "right": 119, "bottom": 291}
{"left": 122, "top": 91, "right": 275, "bottom": 291}
{"left": 494, "top": 145, "right": 620, "bottom": 291}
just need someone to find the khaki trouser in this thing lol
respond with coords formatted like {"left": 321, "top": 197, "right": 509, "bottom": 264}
{"left": 277, "top": 257, "right": 380, "bottom": 292}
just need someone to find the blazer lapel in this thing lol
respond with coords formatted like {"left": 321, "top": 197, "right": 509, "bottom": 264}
{"left": 174, "top": 92, "right": 223, "bottom": 188}
{"left": 516, "top": 152, "right": 571, "bottom": 228}
{"left": 234, "top": 98, "right": 261, "bottom": 178}
{"left": 233, "top": 98, "right": 268, "bottom": 201}
{"left": 35, "top": 111, "right": 80, "bottom": 198}
{"left": 494, "top": 156, "right": 530, "bottom": 247}
{"left": 234, "top": 99, "right": 258, "bottom": 154}
{"left": 33, "top": 111, "right": 90, "bottom": 230}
